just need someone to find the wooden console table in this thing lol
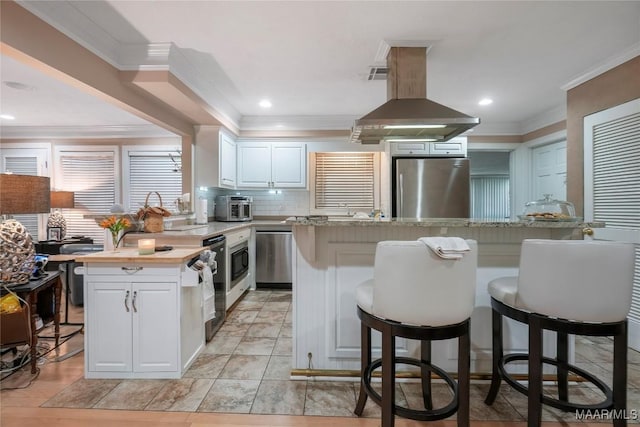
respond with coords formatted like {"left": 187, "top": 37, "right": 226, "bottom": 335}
{"left": 1, "top": 272, "right": 62, "bottom": 373}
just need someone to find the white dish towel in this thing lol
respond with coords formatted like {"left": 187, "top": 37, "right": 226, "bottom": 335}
{"left": 418, "top": 237, "right": 470, "bottom": 260}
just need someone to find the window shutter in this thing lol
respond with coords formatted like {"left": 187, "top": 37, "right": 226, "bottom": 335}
{"left": 3, "top": 156, "right": 40, "bottom": 239}
{"left": 591, "top": 111, "right": 640, "bottom": 324}
{"left": 127, "top": 152, "right": 182, "bottom": 212}
{"left": 59, "top": 152, "right": 116, "bottom": 244}
{"left": 314, "top": 153, "right": 375, "bottom": 211}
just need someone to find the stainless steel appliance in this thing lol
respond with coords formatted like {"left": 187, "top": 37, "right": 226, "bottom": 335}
{"left": 229, "top": 240, "right": 249, "bottom": 291}
{"left": 255, "top": 230, "right": 292, "bottom": 289}
{"left": 392, "top": 157, "right": 470, "bottom": 218}
{"left": 202, "top": 235, "right": 226, "bottom": 341}
{"left": 215, "top": 195, "right": 253, "bottom": 222}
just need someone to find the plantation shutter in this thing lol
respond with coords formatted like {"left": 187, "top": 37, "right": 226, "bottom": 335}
{"left": 59, "top": 152, "right": 116, "bottom": 244}
{"left": 3, "top": 156, "right": 40, "bottom": 239}
{"left": 591, "top": 111, "right": 640, "bottom": 325}
{"left": 315, "top": 152, "right": 375, "bottom": 211}
{"left": 127, "top": 152, "right": 182, "bottom": 213}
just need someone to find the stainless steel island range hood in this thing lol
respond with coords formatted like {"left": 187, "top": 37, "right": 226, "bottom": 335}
{"left": 350, "top": 47, "right": 480, "bottom": 144}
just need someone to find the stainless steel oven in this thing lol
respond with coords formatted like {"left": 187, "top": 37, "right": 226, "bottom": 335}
{"left": 229, "top": 240, "right": 249, "bottom": 290}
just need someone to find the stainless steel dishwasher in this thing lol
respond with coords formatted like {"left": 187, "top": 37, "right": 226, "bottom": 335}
{"left": 255, "top": 230, "right": 292, "bottom": 289}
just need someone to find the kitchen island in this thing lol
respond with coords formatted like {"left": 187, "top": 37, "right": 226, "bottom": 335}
{"left": 76, "top": 247, "right": 206, "bottom": 379}
{"left": 286, "top": 217, "right": 603, "bottom": 376}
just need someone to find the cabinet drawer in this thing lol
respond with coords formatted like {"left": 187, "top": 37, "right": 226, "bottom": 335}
{"left": 225, "top": 228, "right": 250, "bottom": 246}
{"left": 86, "top": 263, "right": 178, "bottom": 277}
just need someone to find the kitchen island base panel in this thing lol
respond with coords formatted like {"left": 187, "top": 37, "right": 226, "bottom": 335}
{"left": 291, "top": 224, "right": 585, "bottom": 374}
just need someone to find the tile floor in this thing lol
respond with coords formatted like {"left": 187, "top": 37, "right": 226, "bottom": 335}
{"left": 40, "top": 289, "right": 640, "bottom": 423}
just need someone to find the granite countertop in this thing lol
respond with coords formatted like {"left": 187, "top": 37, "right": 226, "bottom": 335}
{"left": 75, "top": 247, "right": 205, "bottom": 263}
{"left": 121, "top": 219, "right": 290, "bottom": 246}
{"left": 285, "top": 216, "right": 605, "bottom": 228}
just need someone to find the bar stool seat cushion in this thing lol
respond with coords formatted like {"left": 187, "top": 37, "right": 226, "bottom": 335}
{"left": 487, "top": 276, "right": 519, "bottom": 308}
{"left": 355, "top": 279, "right": 374, "bottom": 314}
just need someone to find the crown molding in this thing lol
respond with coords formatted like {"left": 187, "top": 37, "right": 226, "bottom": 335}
{"left": 0, "top": 125, "right": 175, "bottom": 139}
{"left": 17, "top": 0, "right": 122, "bottom": 69}
{"left": 240, "top": 115, "right": 358, "bottom": 131}
{"left": 561, "top": 42, "right": 640, "bottom": 91}
{"left": 520, "top": 103, "right": 567, "bottom": 135}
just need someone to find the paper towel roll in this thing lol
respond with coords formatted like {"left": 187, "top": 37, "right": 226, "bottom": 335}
{"left": 196, "top": 198, "right": 208, "bottom": 224}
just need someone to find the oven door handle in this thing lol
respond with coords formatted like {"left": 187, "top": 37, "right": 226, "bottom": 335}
{"left": 241, "top": 249, "right": 249, "bottom": 268}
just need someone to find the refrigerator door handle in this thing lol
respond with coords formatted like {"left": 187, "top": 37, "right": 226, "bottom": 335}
{"left": 398, "top": 173, "right": 404, "bottom": 218}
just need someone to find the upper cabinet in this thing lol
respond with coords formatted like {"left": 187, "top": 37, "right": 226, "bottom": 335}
{"left": 195, "top": 126, "right": 236, "bottom": 189}
{"left": 237, "top": 141, "right": 306, "bottom": 188}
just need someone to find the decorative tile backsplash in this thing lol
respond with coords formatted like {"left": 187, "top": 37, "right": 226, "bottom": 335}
{"left": 195, "top": 187, "right": 310, "bottom": 219}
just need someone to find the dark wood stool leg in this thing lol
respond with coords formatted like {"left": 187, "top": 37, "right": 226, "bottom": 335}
{"left": 612, "top": 322, "right": 627, "bottom": 427}
{"left": 420, "top": 339, "right": 433, "bottom": 410}
{"left": 556, "top": 331, "right": 569, "bottom": 402}
{"left": 485, "top": 307, "right": 503, "bottom": 405}
{"left": 457, "top": 326, "right": 470, "bottom": 427}
{"left": 354, "top": 321, "right": 371, "bottom": 416}
{"left": 381, "top": 325, "right": 396, "bottom": 427}
{"left": 528, "top": 315, "right": 543, "bottom": 427}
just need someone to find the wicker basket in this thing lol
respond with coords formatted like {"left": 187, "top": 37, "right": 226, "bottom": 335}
{"left": 139, "top": 192, "right": 171, "bottom": 233}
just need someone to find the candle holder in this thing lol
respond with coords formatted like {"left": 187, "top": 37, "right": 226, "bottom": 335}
{"left": 138, "top": 238, "right": 156, "bottom": 255}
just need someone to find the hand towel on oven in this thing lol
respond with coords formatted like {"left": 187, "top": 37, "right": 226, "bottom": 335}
{"left": 201, "top": 267, "right": 216, "bottom": 320}
{"left": 418, "top": 237, "right": 470, "bottom": 260}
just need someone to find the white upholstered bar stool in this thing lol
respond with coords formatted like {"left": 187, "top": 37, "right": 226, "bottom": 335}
{"left": 354, "top": 239, "right": 477, "bottom": 427}
{"left": 484, "top": 239, "right": 635, "bottom": 427}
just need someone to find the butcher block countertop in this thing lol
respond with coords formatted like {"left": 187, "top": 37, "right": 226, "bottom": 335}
{"left": 75, "top": 247, "right": 205, "bottom": 263}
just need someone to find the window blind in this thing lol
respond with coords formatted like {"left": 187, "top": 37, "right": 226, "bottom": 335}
{"left": 3, "top": 156, "right": 40, "bottom": 239}
{"left": 470, "top": 175, "right": 510, "bottom": 220}
{"left": 127, "top": 152, "right": 182, "bottom": 213}
{"left": 314, "top": 152, "right": 374, "bottom": 210}
{"left": 59, "top": 152, "right": 116, "bottom": 244}
{"left": 592, "top": 111, "right": 640, "bottom": 324}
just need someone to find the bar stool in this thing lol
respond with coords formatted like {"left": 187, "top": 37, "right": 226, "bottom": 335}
{"left": 354, "top": 238, "right": 477, "bottom": 427}
{"left": 485, "top": 239, "right": 635, "bottom": 427}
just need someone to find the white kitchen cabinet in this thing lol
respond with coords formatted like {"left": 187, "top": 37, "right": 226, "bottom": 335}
{"left": 83, "top": 258, "right": 203, "bottom": 379}
{"left": 195, "top": 126, "right": 236, "bottom": 189}
{"left": 237, "top": 141, "right": 306, "bottom": 188}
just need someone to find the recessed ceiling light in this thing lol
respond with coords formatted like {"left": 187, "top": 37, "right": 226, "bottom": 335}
{"left": 0, "top": 114, "right": 16, "bottom": 120}
{"left": 259, "top": 99, "right": 272, "bottom": 108}
{"left": 478, "top": 98, "right": 493, "bottom": 106}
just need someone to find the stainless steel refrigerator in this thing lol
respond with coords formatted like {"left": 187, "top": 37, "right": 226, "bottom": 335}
{"left": 392, "top": 157, "right": 470, "bottom": 218}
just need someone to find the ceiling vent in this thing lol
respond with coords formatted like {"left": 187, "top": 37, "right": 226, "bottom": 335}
{"left": 351, "top": 47, "right": 480, "bottom": 144}
{"left": 367, "top": 66, "right": 388, "bottom": 81}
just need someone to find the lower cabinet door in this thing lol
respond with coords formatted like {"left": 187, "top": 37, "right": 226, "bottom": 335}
{"left": 132, "top": 281, "right": 179, "bottom": 372}
{"left": 86, "top": 281, "right": 133, "bottom": 372}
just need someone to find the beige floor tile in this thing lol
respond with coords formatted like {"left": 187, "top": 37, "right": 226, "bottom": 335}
{"left": 263, "top": 356, "right": 291, "bottom": 380}
{"left": 94, "top": 379, "right": 166, "bottom": 410}
{"left": 145, "top": 378, "right": 214, "bottom": 411}
{"left": 251, "top": 379, "right": 306, "bottom": 415}
{"left": 234, "top": 337, "right": 277, "bottom": 356}
{"left": 198, "top": 379, "right": 260, "bottom": 413}
{"left": 218, "top": 355, "right": 270, "bottom": 380}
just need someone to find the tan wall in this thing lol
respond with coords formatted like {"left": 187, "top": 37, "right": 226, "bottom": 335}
{"left": 567, "top": 56, "right": 640, "bottom": 215}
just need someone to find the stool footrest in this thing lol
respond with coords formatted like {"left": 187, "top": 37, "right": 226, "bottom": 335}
{"left": 363, "top": 356, "right": 459, "bottom": 421}
{"left": 499, "top": 353, "right": 614, "bottom": 412}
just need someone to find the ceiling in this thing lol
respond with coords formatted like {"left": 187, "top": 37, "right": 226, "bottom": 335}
{"left": 1, "top": 1, "right": 639, "bottom": 139}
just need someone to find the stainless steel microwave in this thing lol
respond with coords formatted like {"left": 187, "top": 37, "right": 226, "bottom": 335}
{"left": 215, "top": 195, "right": 253, "bottom": 222}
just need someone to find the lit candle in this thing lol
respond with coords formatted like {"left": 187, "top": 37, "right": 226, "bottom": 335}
{"left": 138, "top": 238, "right": 156, "bottom": 255}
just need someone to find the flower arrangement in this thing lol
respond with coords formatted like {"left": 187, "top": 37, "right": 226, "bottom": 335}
{"left": 99, "top": 215, "right": 131, "bottom": 250}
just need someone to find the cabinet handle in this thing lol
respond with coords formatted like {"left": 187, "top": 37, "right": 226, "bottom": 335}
{"left": 124, "top": 290, "right": 130, "bottom": 312}
{"left": 132, "top": 290, "right": 138, "bottom": 313}
{"left": 121, "top": 266, "right": 143, "bottom": 273}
